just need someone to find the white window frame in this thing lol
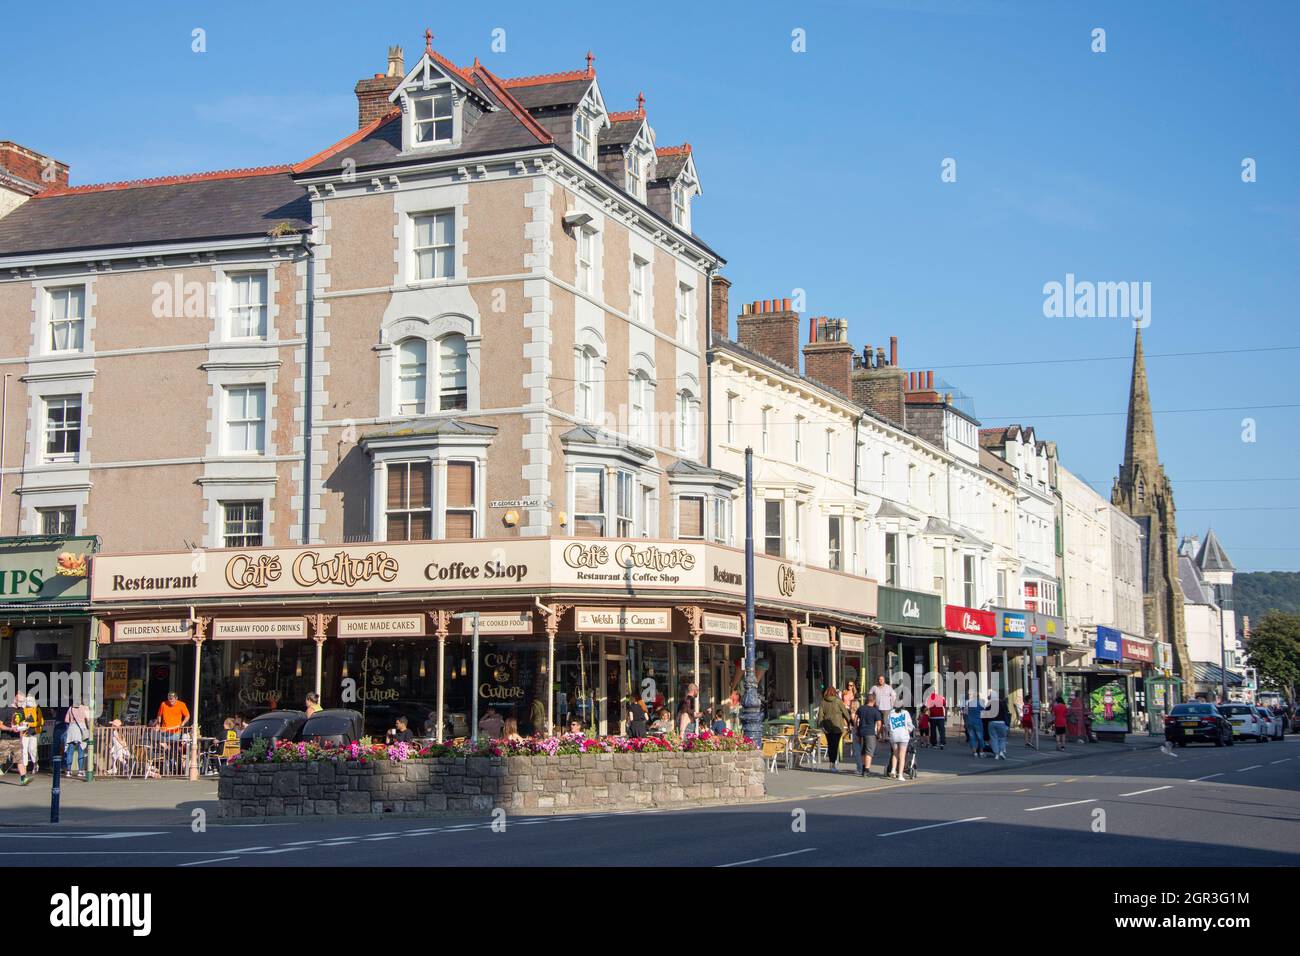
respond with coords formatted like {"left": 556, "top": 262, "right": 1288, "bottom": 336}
{"left": 576, "top": 228, "right": 594, "bottom": 294}
{"left": 572, "top": 466, "right": 607, "bottom": 537}
{"left": 615, "top": 470, "right": 636, "bottom": 537}
{"left": 43, "top": 395, "right": 82, "bottom": 463}
{"left": 37, "top": 506, "right": 76, "bottom": 536}
{"left": 761, "top": 407, "right": 771, "bottom": 455}
{"left": 412, "top": 210, "right": 456, "bottom": 282}
{"left": 576, "top": 346, "right": 601, "bottom": 422}
{"left": 412, "top": 88, "right": 455, "bottom": 146}
{"left": 46, "top": 286, "right": 85, "bottom": 353}
{"left": 725, "top": 392, "right": 737, "bottom": 445}
{"left": 443, "top": 459, "right": 478, "bottom": 539}
{"left": 794, "top": 416, "right": 804, "bottom": 464}
{"left": 630, "top": 256, "right": 648, "bottom": 324}
{"left": 397, "top": 338, "right": 428, "bottom": 416}
{"left": 626, "top": 149, "right": 643, "bottom": 198}
{"left": 629, "top": 371, "right": 652, "bottom": 446}
{"left": 764, "top": 499, "right": 783, "bottom": 557}
{"left": 384, "top": 459, "right": 434, "bottom": 542}
{"left": 222, "top": 385, "right": 266, "bottom": 457}
{"left": 828, "top": 515, "right": 843, "bottom": 572}
{"left": 221, "top": 500, "right": 264, "bottom": 548}
{"left": 712, "top": 496, "right": 730, "bottom": 545}
{"left": 672, "top": 182, "right": 686, "bottom": 226}
{"left": 676, "top": 493, "right": 705, "bottom": 541}
{"left": 825, "top": 429, "right": 834, "bottom": 473}
{"left": 226, "top": 271, "right": 268, "bottom": 340}
{"left": 676, "top": 389, "right": 698, "bottom": 454}
{"left": 676, "top": 282, "right": 694, "bottom": 344}
{"left": 575, "top": 110, "right": 594, "bottom": 164}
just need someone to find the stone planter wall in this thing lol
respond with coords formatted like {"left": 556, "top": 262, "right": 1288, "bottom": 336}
{"left": 218, "top": 751, "right": 766, "bottom": 818}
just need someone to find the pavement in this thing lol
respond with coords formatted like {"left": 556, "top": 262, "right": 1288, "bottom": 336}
{"left": 0, "top": 735, "right": 1294, "bottom": 867}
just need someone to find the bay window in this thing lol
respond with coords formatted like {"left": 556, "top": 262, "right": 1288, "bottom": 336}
{"left": 764, "top": 500, "right": 783, "bottom": 557}
{"left": 386, "top": 461, "right": 433, "bottom": 541}
{"left": 573, "top": 467, "right": 606, "bottom": 536}
{"left": 677, "top": 495, "right": 704, "bottom": 540}
{"left": 445, "top": 461, "right": 476, "bottom": 539}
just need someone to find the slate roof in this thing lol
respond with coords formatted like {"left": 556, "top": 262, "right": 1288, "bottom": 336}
{"left": 559, "top": 425, "right": 653, "bottom": 460}
{"left": 360, "top": 418, "right": 498, "bottom": 442}
{"left": 875, "top": 500, "right": 921, "bottom": 521}
{"left": 1193, "top": 661, "right": 1243, "bottom": 686}
{"left": 599, "top": 115, "right": 645, "bottom": 148}
{"left": 1196, "top": 529, "right": 1235, "bottom": 572}
{"left": 507, "top": 77, "right": 593, "bottom": 110}
{"left": 1178, "top": 553, "right": 1216, "bottom": 604}
{"left": 0, "top": 171, "right": 310, "bottom": 257}
{"left": 666, "top": 459, "right": 741, "bottom": 485}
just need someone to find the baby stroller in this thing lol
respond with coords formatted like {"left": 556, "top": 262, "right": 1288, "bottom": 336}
{"left": 904, "top": 729, "right": 919, "bottom": 780}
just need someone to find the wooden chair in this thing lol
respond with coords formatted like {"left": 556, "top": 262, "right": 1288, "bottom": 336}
{"left": 760, "top": 738, "right": 787, "bottom": 773}
{"left": 791, "top": 732, "right": 821, "bottom": 769}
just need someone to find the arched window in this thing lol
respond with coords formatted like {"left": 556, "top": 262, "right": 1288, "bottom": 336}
{"left": 397, "top": 339, "right": 427, "bottom": 416}
{"left": 438, "top": 333, "right": 468, "bottom": 411}
{"left": 676, "top": 389, "right": 698, "bottom": 454}
{"left": 576, "top": 345, "right": 600, "bottom": 422}
{"left": 630, "top": 371, "right": 651, "bottom": 445}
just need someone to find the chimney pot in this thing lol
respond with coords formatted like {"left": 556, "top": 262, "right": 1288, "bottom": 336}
{"left": 783, "top": 297, "right": 792, "bottom": 311}
{"left": 890, "top": 335, "right": 898, "bottom": 367}
{"left": 927, "top": 370, "right": 934, "bottom": 389}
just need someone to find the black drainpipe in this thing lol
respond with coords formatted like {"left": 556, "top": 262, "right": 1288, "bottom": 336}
{"left": 300, "top": 234, "right": 316, "bottom": 546}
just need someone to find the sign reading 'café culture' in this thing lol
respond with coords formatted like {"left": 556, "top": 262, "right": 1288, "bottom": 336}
{"left": 92, "top": 538, "right": 876, "bottom": 617}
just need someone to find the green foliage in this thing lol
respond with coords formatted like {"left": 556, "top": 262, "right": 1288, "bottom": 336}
{"left": 1234, "top": 572, "right": 1300, "bottom": 630}
{"left": 1246, "top": 611, "right": 1300, "bottom": 701}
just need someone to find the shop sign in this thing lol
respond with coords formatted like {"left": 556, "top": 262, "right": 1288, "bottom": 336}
{"left": 800, "top": 626, "right": 831, "bottom": 647}
{"left": 213, "top": 618, "right": 307, "bottom": 640}
{"left": 755, "top": 620, "right": 788, "bottom": 643}
{"left": 0, "top": 536, "right": 96, "bottom": 604}
{"left": 702, "top": 613, "right": 742, "bottom": 638}
{"left": 944, "top": 605, "right": 996, "bottom": 638}
{"left": 1095, "top": 625, "right": 1123, "bottom": 662}
{"left": 877, "top": 586, "right": 942, "bottom": 630}
{"left": 1154, "top": 642, "right": 1173, "bottom": 672}
{"left": 574, "top": 607, "right": 671, "bottom": 633}
{"left": 1000, "top": 611, "right": 1028, "bottom": 641}
{"left": 113, "top": 619, "right": 191, "bottom": 643}
{"left": 91, "top": 538, "right": 878, "bottom": 620}
{"left": 1122, "top": 637, "right": 1153, "bottom": 664}
{"left": 1029, "top": 611, "right": 1065, "bottom": 644}
{"left": 840, "top": 632, "right": 865, "bottom": 652}
{"left": 104, "top": 659, "right": 129, "bottom": 700}
{"left": 338, "top": 614, "right": 425, "bottom": 638}
{"left": 463, "top": 611, "right": 534, "bottom": 636}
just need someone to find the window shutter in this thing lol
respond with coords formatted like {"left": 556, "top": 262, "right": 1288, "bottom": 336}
{"left": 410, "top": 462, "right": 431, "bottom": 508}
{"left": 387, "top": 464, "right": 408, "bottom": 508}
{"left": 574, "top": 469, "right": 602, "bottom": 516}
{"left": 445, "top": 512, "right": 473, "bottom": 540}
{"left": 678, "top": 497, "right": 703, "bottom": 539}
{"left": 446, "top": 462, "right": 473, "bottom": 508}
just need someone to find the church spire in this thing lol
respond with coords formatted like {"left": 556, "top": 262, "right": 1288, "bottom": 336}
{"left": 1122, "top": 328, "right": 1159, "bottom": 472}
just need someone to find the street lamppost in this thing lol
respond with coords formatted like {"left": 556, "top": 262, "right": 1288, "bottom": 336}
{"left": 740, "top": 448, "right": 763, "bottom": 747}
{"left": 1216, "top": 583, "right": 1233, "bottom": 704}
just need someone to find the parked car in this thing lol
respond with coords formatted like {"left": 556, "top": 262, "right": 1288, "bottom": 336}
{"left": 1163, "top": 703, "right": 1233, "bottom": 747}
{"left": 1255, "top": 707, "right": 1284, "bottom": 741}
{"left": 1218, "top": 702, "right": 1268, "bottom": 742}
{"left": 300, "top": 708, "right": 364, "bottom": 748}
{"left": 239, "top": 710, "right": 308, "bottom": 751}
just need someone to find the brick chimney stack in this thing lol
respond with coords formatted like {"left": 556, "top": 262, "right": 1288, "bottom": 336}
{"left": 710, "top": 275, "right": 731, "bottom": 343}
{"left": 736, "top": 297, "right": 800, "bottom": 370}
{"left": 355, "top": 45, "right": 405, "bottom": 129}
{"left": 851, "top": 332, "right": 907, "bottom": 428}
{"left": 0, "top": 142, "right": 68, "bottom": 218}
{"left": 803, "top": 316, "right": 854, "bottom": 395}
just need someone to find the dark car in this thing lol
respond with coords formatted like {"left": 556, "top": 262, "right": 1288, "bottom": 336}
{"left": 300, "top": 708, "right": 364, "bottom": 748}
{"left": 239, "top": 710, "right": 308, "bottom": 751}
{"left": 1163, "top": 702, "right": 1233, "bottom": 747}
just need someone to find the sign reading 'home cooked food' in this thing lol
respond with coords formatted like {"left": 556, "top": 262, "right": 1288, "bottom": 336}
{"left": 92, "top": 538, "right": 877, "bottom": 617}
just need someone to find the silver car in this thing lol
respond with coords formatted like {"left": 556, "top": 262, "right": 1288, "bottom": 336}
{"left": 1255, "top": 707, "right": 1284, "bottom": 741}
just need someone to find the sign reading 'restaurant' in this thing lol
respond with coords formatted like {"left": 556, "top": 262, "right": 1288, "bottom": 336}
{"left": 91, "top": 538, "right": 877, "bottom": 620}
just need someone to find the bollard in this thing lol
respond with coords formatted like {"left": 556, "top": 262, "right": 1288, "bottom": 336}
{"left": 50, "top": 721, "right": 65, "bottom": 824}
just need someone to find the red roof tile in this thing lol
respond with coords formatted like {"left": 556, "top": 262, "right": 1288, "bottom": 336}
{"left": 656, "top": 143, "right": 691, "bottom": 157}
{"left": 293, "top": 109, "right": 401, "bottom": 174}
{"left": 502, "top": 66, "right": 595, "bottom": 88}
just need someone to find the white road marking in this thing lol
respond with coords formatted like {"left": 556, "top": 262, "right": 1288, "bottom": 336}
{"left": 0, "top": 831, "right": 166, "bottom": 840}
{"left": 249, "top": 847, "right": 305, "bottom": 855}
{"left": 1190, "top": 773, "right": 1223, "bottom": 782}
{"left": 1271, "top": 758, "right": 1291, "bottom": 765}
{"left": 1120, "top": 786, "right": 1172, "bottom": 797}
{"left": 1238, "top": 765, "right": 1263, "bottom": 772}
{"left": 220, "top": 846, "right": 271, "bottom": 853}
{"left": 717, "top": 847, "right": 818, "bottom": 867}
{"left": 1025, "top": 799, "right": 1096, "bottom": 812}
{"left": 363, "top": 836, "right": 398, "bottom": 841}
{"left": 877, "top": 817, "right": 987, "bottom": 837}
{"left": 178, "top": 857, "right": 240, "bottom": 867}
{"left": 282, "top": 839, "right": 324, "bottom": 846}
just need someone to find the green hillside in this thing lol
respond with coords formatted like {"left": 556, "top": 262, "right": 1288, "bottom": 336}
{"left": 1234, "top": 572, "right": 1300, "bottom": 632}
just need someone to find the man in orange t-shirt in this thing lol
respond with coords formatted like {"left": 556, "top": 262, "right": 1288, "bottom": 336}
{"left": 157, "top": 692, "right": 190, "bottom": 736}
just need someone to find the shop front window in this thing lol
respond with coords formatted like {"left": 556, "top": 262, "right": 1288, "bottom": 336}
{"left": 331, "top": 639, "right": 440, "bottom": 739}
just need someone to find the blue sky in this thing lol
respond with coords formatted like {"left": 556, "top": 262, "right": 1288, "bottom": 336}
{"left": 4, "top": 0, "right": 1297, "bottom": 569}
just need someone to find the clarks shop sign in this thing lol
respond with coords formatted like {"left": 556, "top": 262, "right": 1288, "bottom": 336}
{"left": 0, "top": 536, "right": 96, "bottom": 604}
{"left": 92, "top": 538, "right": 877, "bottom": 617}
{"left": 876, "top": 586, "right": 942, "bottom": 630}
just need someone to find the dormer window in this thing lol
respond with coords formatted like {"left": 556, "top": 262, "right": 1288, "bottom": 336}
{"left": 575, "top": 111, "right": 594, "bottom": 164}
{"left": 413, "top": 90, "right": 454, "bottom": 145}
{"left": 626, "top": 150, "right": 643, "bottom": 198}
{"left": 671, "top": 183, "right": 686, "bottom": 227}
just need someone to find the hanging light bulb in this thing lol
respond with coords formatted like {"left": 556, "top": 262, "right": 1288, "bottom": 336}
{"left": 341, "top": 656, "right": 349, "bottom": 679}
{"left": 233, "top": 658, "right": 241, "bottom": 678}
{"left": 460, "top": 657, "right": 467, "bottom": 678}
{"left": 419, "top": 658, "right": 426, "bottom": 679}
{"left": 295, "top": 657, "right": 303, "bottom": 678}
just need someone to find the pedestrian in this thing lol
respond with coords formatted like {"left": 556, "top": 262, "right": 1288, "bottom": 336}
{"left": 818, "top": 686, "right": 850, "bottom": 773}
{"left": 926, "top": 687, "right": 948, "bottom": 749}
{"left": 677, "top": 684, "right": 699, "bottom": 737}
{"left": 855, "top": 692, "right": 882, "bottom": 776}
{"left": 1020, "top": 697, "right": 1035, "bottom": 748}
{"left": 872, "top": 674, "right": 896, "bottom": 715}
{"left": 917, "top": 705, "right": 930, "bottom": 748}
{"left": 304, "top": 692, "right": 323, "bottom": 717}
{"left": 989, "top": 693, "right": 1011, "bottom": 760}
{"left": 886, "top": 702, "right": 915, "bottom": 781}
{"left": 0, "top": 699, "right": 20, "bottom": 777}
{"left": 63, "top": 699, "right": 91, "bottom": 778}
{"left": 626, "top": 693, "right": 650, "bottom": 738}
{"left": 1052, "top": 696, "right": 1069, "bottom": 751}
{"left": 965, "top": 692, "right": 985, "bottom": 757}
{"left": 12, "top": 692, "right": 43, "bottom": 785}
